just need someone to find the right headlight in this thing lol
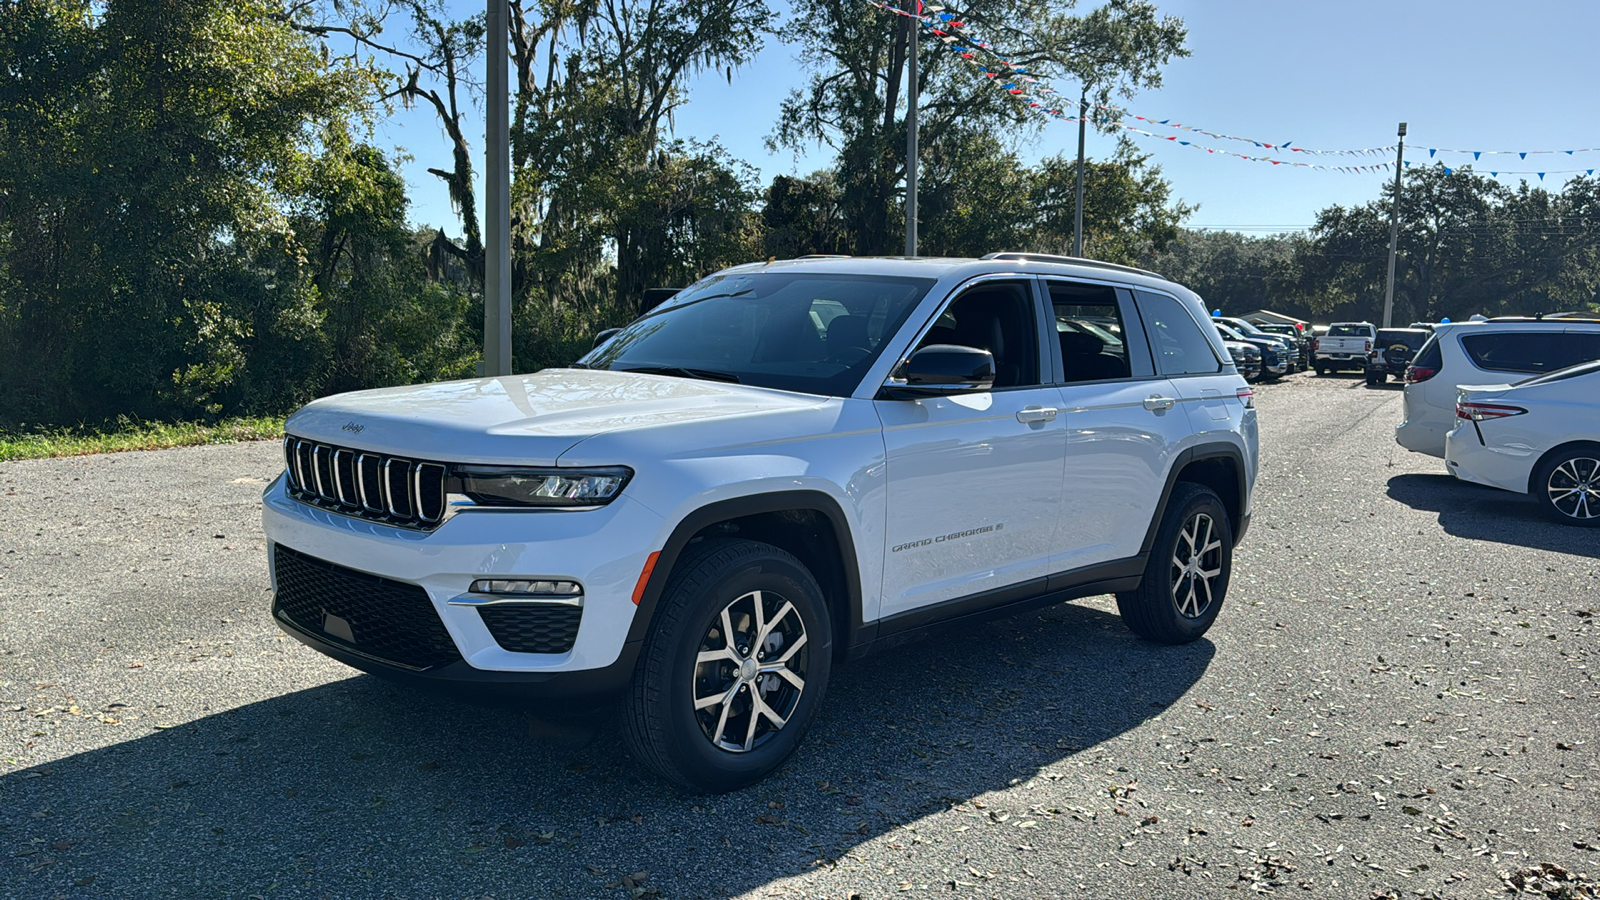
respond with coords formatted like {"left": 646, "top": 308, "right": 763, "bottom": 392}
{"left": 450, "top": 466, "right": 633, "bottom": 508}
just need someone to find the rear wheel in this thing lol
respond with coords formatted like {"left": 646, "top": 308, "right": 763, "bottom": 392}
{"left": 623, "top": 538, "right": 833, "bottom": 792}
{"left": 1365, "top": 372, "right": 1380, "bottom": 386}
{"left": 1533, "top": 444, "right": 1600, "bottom": 527}
{"left": 1315, "top": 363, "right": 1327, "bottom": 376}
{"left": 1117, "top": 483, "right": 1233, "bottom": 644}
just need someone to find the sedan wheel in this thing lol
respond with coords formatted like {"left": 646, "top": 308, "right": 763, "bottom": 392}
{"left": 1536, "top": 446, "right": 1600, "bottom": 527}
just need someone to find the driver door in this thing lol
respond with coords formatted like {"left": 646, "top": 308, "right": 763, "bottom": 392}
{"left": 873, "top": 277, "right": 1067, "bottom": 623}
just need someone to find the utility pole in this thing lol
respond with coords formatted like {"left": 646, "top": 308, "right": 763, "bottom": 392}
{"left": 904, "top": 0, "right": 919, "bottom": 257}
{"left": 1382, "top": 122, "right": 1407, "bottom": 329}
{"left": 1072, "top": 89, "right": 1088, "bottom": 258}
{"left": 483, "top": 0, "right": 513, "bottom": 375}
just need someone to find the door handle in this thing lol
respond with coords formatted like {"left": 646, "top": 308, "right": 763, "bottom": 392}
{"left": 1016, "top": 406, "right": 1058, "bottom": 424}
{"left": 1143, "top": 395, "right": 1177, "bottom": 412}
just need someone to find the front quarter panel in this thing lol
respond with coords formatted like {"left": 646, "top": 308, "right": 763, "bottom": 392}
{"left": 559, "top": 398, "right": 890, "bottom": 625}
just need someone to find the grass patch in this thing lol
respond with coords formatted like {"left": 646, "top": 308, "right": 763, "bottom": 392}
{"left": 0, "top": 415, "right": 285, "bottom": 462}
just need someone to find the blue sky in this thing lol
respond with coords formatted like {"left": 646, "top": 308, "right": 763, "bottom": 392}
{"left": 378, "top": 0, "right": 1600, "bottom": 237}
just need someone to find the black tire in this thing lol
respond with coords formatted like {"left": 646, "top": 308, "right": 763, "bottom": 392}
{"left": 622, "top": 538, "right": 833, "bottom": 792}
{"left": 1532, "top": 443, "right": 1600, "bottom": 527}
{"left": 1365, "top": 372, "right": 1380, "bottom": 386}
{"left": 1314, "top": 363, "right": 1327, "bottom": 376}
{"left": 1116, "top": 483, "right": 1233, "bottom": 644}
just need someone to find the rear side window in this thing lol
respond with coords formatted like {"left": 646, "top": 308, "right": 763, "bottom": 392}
{"left": 1459, "top": 331, "right": 1600, "bottom": 374}
{"left": 1134, "top": 291, "right": 1222, "bottom": 376}
{"left": 1411, "top": 334, "right": 1442, "bottom": 372}
{"left": 1047, "top": 281, "right": 1133, "bottom": 383}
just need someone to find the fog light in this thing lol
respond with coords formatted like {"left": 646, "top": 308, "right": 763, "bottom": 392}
{"left": 470, "top": 579, "right": 583, "bottom": 597}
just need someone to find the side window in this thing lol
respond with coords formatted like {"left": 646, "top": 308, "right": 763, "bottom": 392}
{"left": 1461, "top": 332, "right": 1569, "bottom": 374}
{"left": 1558, "top": 331, "right": 1600, "bottom": 368}
{"left": 1047, "top": 281, "right": 1133, "bottom": 383}
{"left": 915, "top": 280, "right": 1041, "bottom": 388}
{"left": 1133, "top": 291, "right": 1223, "bottom": 376}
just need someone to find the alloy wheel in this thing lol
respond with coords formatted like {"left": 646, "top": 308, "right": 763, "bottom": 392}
{"left": 1170, "top": 513, "right": 1224, "bottom": 619}
{"left": 691, "top": 590, "right": 808, "bottom": 753}
{"left": 1547, "top": 456, "right": 1600, "bottom": 521}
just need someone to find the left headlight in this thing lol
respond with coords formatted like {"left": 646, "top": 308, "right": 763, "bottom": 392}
{"left": 450, "top": 466, "right": 633, "bottom": 508}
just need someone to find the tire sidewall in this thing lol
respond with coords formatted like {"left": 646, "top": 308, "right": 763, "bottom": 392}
{"left": 1153, "top": 487, "right": 1234, "bottom": 642}
{"left": 655, "top": 549, "right": 833, "bottom": 789}
{"left": 1535, "top": 444, "right": 1600, "bottom": 528}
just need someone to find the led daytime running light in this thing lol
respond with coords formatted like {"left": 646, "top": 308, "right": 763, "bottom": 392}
{"left": 452, "top": 465, "right": 632, "bottom": 507}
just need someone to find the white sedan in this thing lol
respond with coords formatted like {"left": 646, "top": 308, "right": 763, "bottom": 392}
{"left": 1445, "top": 360, "right": 1600, "bottom": 526}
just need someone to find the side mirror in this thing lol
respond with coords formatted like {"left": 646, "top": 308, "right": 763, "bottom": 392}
{"left": 884, "top": 345, "right": 996, "bottom": 398}
{"left": 592, "top": 327, "right": 622, "bottom": 350}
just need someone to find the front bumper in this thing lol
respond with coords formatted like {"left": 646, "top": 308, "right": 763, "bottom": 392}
{"left": 261, "top": 472, "right": 666, "bottom": 685}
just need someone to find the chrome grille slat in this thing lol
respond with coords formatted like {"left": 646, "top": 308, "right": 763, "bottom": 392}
{"left": 282, "top": 437, "right": 446, "bottom": 532}
{"left": 357, "top": 453, "right": 384, "bottom": 512}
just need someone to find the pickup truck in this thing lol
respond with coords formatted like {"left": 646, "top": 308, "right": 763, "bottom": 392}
{"left": 1314, "top": 322, "right": 1376, "bottom": 374}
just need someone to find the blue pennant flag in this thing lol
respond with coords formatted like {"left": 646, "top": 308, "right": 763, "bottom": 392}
{"left": 1589, "top": 169, "right": 1595, "bottom": 175}
{"left": 1520, "top": 152, "right": 1527, "bottom": 160}
{"left": 1474, "top": 152, "right": 1481, "bottom": 160}
{"left": 1429, "top": 149, "right": 1436, "bottom": 158}
{"left": 1538, "top": 173, "right": 1545, "bottom": 180}
{"left": 1567, "top": 150, "right": 1574, "bottom": 155}
{"left": 1490, "top": 172, "right": 1498, "bottom": 177}
{"left": 1443, "top": 167, "right": 1453, "bottom": 174}
{"left": 1180, "top": 141, "right": 1189, "bottom": 145}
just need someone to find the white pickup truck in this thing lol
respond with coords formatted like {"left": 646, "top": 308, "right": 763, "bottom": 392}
{"left": 1314, "top": 321, "right": 1377, "bottom": 374}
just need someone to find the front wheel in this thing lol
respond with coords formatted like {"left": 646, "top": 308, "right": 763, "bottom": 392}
{"left": 623, "top": 538, "right": 833, "bottom": 792}
{"left": 1533, "top": 444, "right": 1600, "bottom": 527}
{"left": 1117, "top": 483, "right": 1233, "bottom": 644}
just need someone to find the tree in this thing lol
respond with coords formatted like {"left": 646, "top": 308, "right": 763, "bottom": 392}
{"left": 1028, "top": 140, "right": 1191, "bottom": 264}
{"left": 0, "top": 0, "right": 370, "bottom": 423}
{"left": 772, "top": 0, "right": 1187, "bottom": 255}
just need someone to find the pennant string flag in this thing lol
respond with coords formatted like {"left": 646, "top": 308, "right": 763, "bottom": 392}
{"left": 869, "top": 1, "right": 1600, "bottom": 179}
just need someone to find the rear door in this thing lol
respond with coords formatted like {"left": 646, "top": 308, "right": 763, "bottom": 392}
{"left": 1044, "top": 279, "right": 1186, "bottom": 570}
{"left": 1132, "top": 289, "right": 1239, "bottom": 435}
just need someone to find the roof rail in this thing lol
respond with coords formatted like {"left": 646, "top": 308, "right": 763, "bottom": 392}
{"left": 980, "top": 252, "right": 1167, "bottom": 280}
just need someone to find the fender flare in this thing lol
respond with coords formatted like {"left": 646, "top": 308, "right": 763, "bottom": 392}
{"left": 623, "top": 490, "right": 867, "bottom": 652}
{"left": 1139, "top": 443, "right": 1250, "bottom": 555}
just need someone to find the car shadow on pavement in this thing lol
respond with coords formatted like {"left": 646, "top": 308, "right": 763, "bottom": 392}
{"left": 0, "top": 602, "right": 1211, "bottom": 899}
{"left": 1386, "top": 473, "right": 1599, "bottom": 558}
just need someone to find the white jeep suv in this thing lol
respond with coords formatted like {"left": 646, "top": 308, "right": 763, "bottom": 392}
{"left": 262, "top": 254, "right": 1259, "bottom": 792}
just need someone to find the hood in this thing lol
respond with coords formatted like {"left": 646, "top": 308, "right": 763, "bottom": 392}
{"left": 285, "top": 368, "right": 828, "bottom": 465}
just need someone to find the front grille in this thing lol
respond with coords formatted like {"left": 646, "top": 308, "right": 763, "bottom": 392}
{"left": 272, "top": 544, "right": 461, "bottom": 670}
{"left": 283, "top": 436, "right": 447, "bottom": 530}
{"left": 478, "top": 605, "right": 582, "bottom": 654}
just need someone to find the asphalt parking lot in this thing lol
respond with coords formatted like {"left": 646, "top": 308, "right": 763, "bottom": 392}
{"left": 2, "top": 371, "right": 1596, "bottom": 899}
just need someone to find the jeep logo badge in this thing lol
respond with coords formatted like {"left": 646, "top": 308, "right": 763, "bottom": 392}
{"left": 341, "top": 421, "right": 364, "bottom": 434}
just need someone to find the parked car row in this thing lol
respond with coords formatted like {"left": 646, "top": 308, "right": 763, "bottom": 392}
{"left": 1394, "top": 316, "right": 1600, "bottom": 527}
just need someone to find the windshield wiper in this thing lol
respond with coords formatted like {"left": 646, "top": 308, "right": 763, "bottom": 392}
{"left": 617, "top": 365, "right": 741, "bottom": 384}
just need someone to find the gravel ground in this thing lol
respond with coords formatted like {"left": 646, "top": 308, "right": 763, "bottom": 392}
{"left": 1, "top": 372, "right": 1596, "bottom": 899}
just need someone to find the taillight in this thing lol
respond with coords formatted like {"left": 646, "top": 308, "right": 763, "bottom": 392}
{"left": 1456, "top": 401, "right": 1526, "bottom": 421}
{"left": 1405, "top": 366, "right": 1437, "bottom": 383}
{"left": 1364, "top": 339, "right": 1373, "bottom": 352}
{"left": 1236, "top": 387, "right": 1255, "bottom": 408}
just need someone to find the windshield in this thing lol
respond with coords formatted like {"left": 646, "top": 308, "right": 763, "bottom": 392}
{"left": 1223, "top": 318, "right": 1267, "bottom": 337}
{"left": 578, "top": 271, "right": 936, "bottom": 396}
{"left": 1214, "top": 322, "right": 1245, "bottom": 341}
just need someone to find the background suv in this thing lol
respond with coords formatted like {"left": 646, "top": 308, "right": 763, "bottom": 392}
{"left": 263, "top": 253, "right": 1258, "bottom": 792}
{"left": 1397, "top": 318, "right": 1600, "bottom": 457}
